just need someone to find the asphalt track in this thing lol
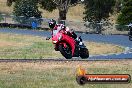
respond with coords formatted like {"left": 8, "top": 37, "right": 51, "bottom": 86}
{"left": 0, "top": 28, "right": 132, "bottom": 60}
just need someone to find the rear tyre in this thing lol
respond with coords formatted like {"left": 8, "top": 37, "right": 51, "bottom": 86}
{"left": 58, "top": 44, "right": 72, "bottom": 59}
{"left": 80, "top": 48, "right": 89, "bottom": 59}
{"left": 129, "top": 36, "right": 132, "bottom": 41}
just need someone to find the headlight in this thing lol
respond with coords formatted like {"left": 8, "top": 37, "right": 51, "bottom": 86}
{"left": 58, "top": 34, "right": 62, "bottom": 41}
{"left": 52, "top": 41, "right": 57, "bottom": 43}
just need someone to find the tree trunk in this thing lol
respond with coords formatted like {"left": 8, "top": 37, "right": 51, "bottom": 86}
{"left": 96, "top": 23, "right": 102, "bottom": 34}
{"left": 58, "top": 9, "right": 67, "bottom": 24}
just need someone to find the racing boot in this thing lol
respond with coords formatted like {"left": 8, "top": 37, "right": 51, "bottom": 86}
{"left": 78, "top": 36, "right": 84, "bottom": 46}
{"left": 76, "top": 36, "right": 85, "bottom": 46}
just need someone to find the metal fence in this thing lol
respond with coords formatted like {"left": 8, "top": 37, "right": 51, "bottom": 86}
{"left": 0, "top": 14, "right": 130, "bottom": 35}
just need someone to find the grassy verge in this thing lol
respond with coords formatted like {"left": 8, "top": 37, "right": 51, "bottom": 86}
{"left": 0, "top": 60, "right": 131, "bottom": 88}
{"left": 0, "top": 33, "right": 124, "bottom": 59}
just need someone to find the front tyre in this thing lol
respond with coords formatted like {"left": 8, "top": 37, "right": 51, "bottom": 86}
{"left": 58, "top": 44, "right": 72, "bottom": 59}
{"left": 80, "top": 48, "right": 89, "bottom": 59}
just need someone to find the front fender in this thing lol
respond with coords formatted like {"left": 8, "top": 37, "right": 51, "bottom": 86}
{"left": 52, "top": 33, "right": 76, "bottom": 56}
{"left": 55, "top": 40, "right": 75, "bottom": 56}
{"left": 61, "top": 34, "right": 76, "bottom": 56}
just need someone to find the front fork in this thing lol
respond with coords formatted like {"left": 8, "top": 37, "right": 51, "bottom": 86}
{"left": 55, "top": 42, "right": 75, "bottom": 56}
{"left": 54, "top": 43, "right": 67, "bottom": 51}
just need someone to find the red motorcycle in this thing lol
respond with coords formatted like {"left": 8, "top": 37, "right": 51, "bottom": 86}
{"left": 47, "top": 29, "right": 89, "bottom": 59}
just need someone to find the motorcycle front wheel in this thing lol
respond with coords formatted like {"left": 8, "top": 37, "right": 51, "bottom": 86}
{"left": 58, "top": 44, "right": 72, "bottom": 59}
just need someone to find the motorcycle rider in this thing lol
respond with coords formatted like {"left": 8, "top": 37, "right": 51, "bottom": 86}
{"left": 48, "top": 19, "right": 83, "bottom": 45}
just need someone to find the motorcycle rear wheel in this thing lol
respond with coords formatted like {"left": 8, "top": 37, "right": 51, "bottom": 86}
{"left": 58, "top": 44, "right": 72, "bottom": 59}
{"left": 80, "top": 48, "right": 89, "bottom": 59}
{"left": 129, "top": 36, "right": 132, "bottom": 41}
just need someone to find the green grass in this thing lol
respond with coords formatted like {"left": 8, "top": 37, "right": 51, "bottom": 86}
{"left": 0, "top": 61, "right": 131, "bottom": 88}
{"left": 0, "top": 33, "right": 124, "bottom": 59}
{"left": 0, "top": 33, "right": 63, "bottom": 59}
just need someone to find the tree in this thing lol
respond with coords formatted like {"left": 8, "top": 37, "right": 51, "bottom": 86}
{"left": 83, "top": 0, "right": 115, "bottom": 33}
{"left": 114, "top": 0, "right": 123, "bottom": 13}
{"left": 117, "top": 0, "right": 132, "bottom": 25}
{"left": 7, "top": 0, "right": 82, "bottom": 22}
{"left": 13, "top": 0, "right": 42, "bottom": 24}
{"left": 39, "top": 0, "right": 82, "bottom": 23}
{"left": 83, "top": 0, "right": 115, "bottom": 22}
{"left": 0, "top": 14, "right": 4, "bottom": 22}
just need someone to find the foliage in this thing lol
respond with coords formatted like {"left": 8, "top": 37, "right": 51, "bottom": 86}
{"left": 83, "top": 0, "right": 115, "bottom": 22}
{"left": 6, "top": 0, "right": 15, "bottom": 6}
{"left": 39, "top": 0, "right": 81, "bottom": 20}
{"left": 117, "top": 0, "right": 132, "bottom": 25}
{"left": 0, "top": 14, "right": 4, "bottom": 22}
{"left": 114, "top": 0, "right": 123, "bottom": 13}
{"left": 39, "top": 0, "right": 57, "bottom": 12}
{"left": 115, "top": 24, "right": 129, "bottom": 31}
{"left": 13, "top": 0, "right": 42, "bottom": 25}
{"left": 7, "top": 0, "right": 81, "bottom": 21}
